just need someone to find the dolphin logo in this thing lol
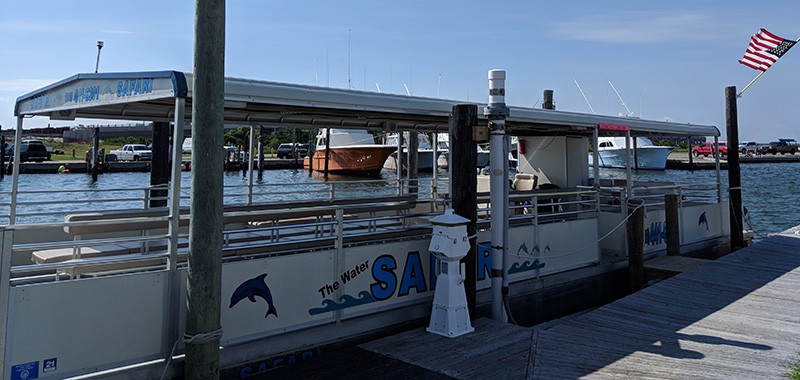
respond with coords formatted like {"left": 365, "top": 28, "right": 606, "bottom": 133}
{"left": 229, "top": 273, "right": 277, "bottom": 318}
{"left": 698, "top": 212, "right": 709, "bottom": 231}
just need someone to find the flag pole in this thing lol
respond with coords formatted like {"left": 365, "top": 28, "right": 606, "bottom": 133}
{"left": 739, "top": 35, "right": 800, "bottom": 98}
{"left": 737, "top": 71, "right": 765, "bottom": 97}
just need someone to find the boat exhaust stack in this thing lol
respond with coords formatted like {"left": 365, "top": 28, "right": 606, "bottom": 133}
{"left": 485, "top": 69, "right": 510, "bottom": 322}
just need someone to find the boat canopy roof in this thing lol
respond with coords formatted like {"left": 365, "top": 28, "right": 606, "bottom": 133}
{"left": 15, "top": 70, "right": 719, "bottom": 137}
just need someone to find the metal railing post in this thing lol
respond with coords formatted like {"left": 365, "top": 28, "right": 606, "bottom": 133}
{"left": 165, "top": 96, "right": 185, "bottom": 361}
{"left": 9, "top": 117, "right": 24, "bottom": 225}
{"left": 0, "top": 228, "right": 13, "bottom": 376}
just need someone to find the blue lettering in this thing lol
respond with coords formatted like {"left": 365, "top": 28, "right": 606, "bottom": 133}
{"left": 370, "top": 255, "right": 397, "bottom": 301}
{"left": 116, "top": 78, "right": 155, "bottom": 97}
{"left": 239, "top": 366, "right": 252, "bottom": 377}
{"left": 398, "top": 251, "right": 427, "bottom": 296}
{"left": 477, "top": 242, "right": 491, "bottom": 280}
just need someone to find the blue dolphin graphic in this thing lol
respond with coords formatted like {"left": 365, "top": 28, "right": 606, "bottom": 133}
{"left": 229, "top": 273, "right": 277, "bottom": 318}
{"left": 698, "top": 212, "right": 709, "bottom": 231}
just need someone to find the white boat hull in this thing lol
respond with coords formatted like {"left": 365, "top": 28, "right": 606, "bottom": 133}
{"left": 595, "top": 146, "right": 674, "bottom": 170}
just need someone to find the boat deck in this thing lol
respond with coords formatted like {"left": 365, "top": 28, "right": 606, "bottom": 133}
{"left": 265, "top": 231, "right": 800, "bottom": 379}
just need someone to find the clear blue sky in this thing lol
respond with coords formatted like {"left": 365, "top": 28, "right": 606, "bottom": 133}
{"left": 1, "top": 1, "right": 797, "bottom": 141}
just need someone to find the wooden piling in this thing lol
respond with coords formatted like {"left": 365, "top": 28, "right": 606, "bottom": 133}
{"left": 90, "top": 128, "right": 100, "bottom": 181}
{"left": 257, "top": 125, "right": 264, "bottom": 180}
{"left": 324, "top": 127, "right": 331, "bottom": 179}
{"left": 450, "top": 104, "right": 478, "bottom": 317}
{"left": 408, "top": 132, "right": 418, "bottom": 195}
{"left": 665, "top": 194, "right": 680, "bottom": 256}
{"left": 725, "top": 86, "right": 744, "bottom": 249}
{"left": 627, "top": 198, "right": 645, "bottom": 291}
{"left": 543, "top": 89, "right": 555, "bottom": 110}
{"left": 0, "top": 134, "right": 5, "bottom": 180}
{"left": 186, "top": 0, "right": 225, "bottom": 377}
{"left": 150, "top": 121, "right": 170, "bottom": 207}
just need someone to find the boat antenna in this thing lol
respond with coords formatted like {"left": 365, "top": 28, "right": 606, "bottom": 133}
{"left": 313, "top": 57, "right": 319, "bottom": 85}
{"left": 608, "top": 80, "right": 633, "bottom": 116}
{"left": 403, "top": 83, "right": 411, "bottom": 96}
{"left": 375, "top": 82, "right": 381, "bottom": 93}
{"left": 347, "top": 29, "right": 352, "bottom": 89}
{"left": 437, "top": 73, "right": 441, "bottom": 98}
{"left": 573, "top": 79, "right": 595, "bottom": 114}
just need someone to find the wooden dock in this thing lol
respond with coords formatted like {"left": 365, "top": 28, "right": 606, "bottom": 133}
{"left": 355, "top": 233, "right": 800, "bottom": 379}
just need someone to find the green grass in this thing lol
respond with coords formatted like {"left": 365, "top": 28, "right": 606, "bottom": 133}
{"left": 788, "top": 354, "right": 800, "bottom": 380}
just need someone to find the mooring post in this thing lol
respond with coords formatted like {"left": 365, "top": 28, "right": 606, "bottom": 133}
{"left": 257, "top": 125, "right": 264, "bottom": 180}
{"left": 91, "top": 127, "right": 100, "bottom": 181}
{"left": 308, "top": 129, "right": 316, "bottom": 176}
{"left": 725, "top": 86, "right": 745, "bottom": 249}
{"left": 450, "top": 104, "right": 478, "bottom": 318}
{"left": 186, "top": 0, "right": 225, "bottom": 377}
{"left": 665, "top": 193, "right": 680, "bottom": 256}
{"left": 627, "top": 198, "right": 645, "bottom": 291}
{"left": 324, "top": 127, "right": 331, "bottom": 179}
{"left": 150, "top": 121, "right": 171, "bottom": 208}
{"left": 687, "top": 137, "right": 694, "bottom": 168}
{"left": 408, "top": 132, "right": 418, "bottom": 195}
{"left": 0, "top": 134, "right": 5, "bottom": 180}
{"left": 543, "top": 89, "right": 554, "bottom": 110}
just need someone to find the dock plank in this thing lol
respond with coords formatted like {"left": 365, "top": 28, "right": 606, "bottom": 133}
{"left": 359, "top": 234, "right": 800, "bottom": 379}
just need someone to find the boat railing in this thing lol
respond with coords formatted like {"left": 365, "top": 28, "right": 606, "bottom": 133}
{"left": 4, "top": 198, "right": 434, "bottom": 282}
{"left": 594, "top": 181, "right": 722, "bottom": 213}
{"left": 0, "top": 176, "right": 450, "bottom": 225}
{"left": 476, "top": 189, "right": 599, "bottom": 225}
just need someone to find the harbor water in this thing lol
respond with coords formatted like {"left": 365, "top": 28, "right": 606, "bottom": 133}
{"left": 1, "top": 164, "right": 797, "bottom": 241}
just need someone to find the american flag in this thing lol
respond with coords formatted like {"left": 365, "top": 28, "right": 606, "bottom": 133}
{"left": 739, "top": 28, "right": 796, "bottom": 71}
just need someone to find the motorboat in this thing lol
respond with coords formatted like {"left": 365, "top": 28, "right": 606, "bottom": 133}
{"left": 594, "top": 136, "right": 675, "bottom": 170}
{"left": 383, "top": 132, "right": 439, "bottom": 172}
{"left": 436, "top": 134, "right": 489, "bottom": 169}
{"left": 304, "top": 128, "right": 396, "bottom": 176}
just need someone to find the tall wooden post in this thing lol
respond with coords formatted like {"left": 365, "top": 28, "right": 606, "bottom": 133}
{"left": 0, "top": 134, "right": 5, "bottom": 180}
{"left": 257, "top": 125, "right": 264, "bottom": 180}
{"left": 186, "top": 0, "right": 225, "bottom": 377}
{"left": 687, "top": 137, "right": 694, "bottom": 168}
{"left": 324, "top": 128, "right": 331, "bottom": 179}
{"left": 665, "top": 194, "right": 680, "bottom": 256}
{"left": 91, "top": 127, "right": 100, "bottom": 181}
{"left": 150, "top": 121, "right": 170, "bottom": 207}
{"left": 408, "top": 132, "right": 418, "bottom": 195}
{"left": 725, "top": 86, "right": 744, "bottom": 249}
{"left": 627, "top": 198, "right": 645, "bottom": 291}
{"left": 450, "top": 104, "right": 478, "bottom": 317}
{"left": 543, "top": 89, "right": 555, "bottom": 110}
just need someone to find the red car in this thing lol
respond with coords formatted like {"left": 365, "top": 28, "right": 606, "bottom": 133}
{"left": 691, "top": 142, "right": 727, "bottom": 157}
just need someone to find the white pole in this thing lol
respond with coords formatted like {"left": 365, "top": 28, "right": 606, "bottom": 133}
{"left": 486, "top": 69, "right": 509, "bottom": 322}
{"left": 165, "top": 97, "right": 185, "bottom": 359}
{"left": 9, "top": 117, "right": 23, "bottom": 224}
{"left": 247, "top": 125, "right": 255, "bottom": 205}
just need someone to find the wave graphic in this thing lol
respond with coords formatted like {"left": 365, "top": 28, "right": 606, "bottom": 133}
{"left": 508, "top": 259, "right": 546, "bottom": 274}
{"left": 308, "top": 290, "right": 377, "bottom": 315}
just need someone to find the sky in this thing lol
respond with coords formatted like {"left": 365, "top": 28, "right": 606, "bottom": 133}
{"left": 0, "top": 0, "right": 798, "bottom": 142}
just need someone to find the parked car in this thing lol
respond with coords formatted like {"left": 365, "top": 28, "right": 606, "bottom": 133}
{"left": 5, "top": 142, "right": 51, "bottom": 162}
{"left": 109, "top": 144, "right": 152, "bottom": 161}
{"left": 739, "top": 141, "right": 766, "bottom": 155}
{"left": 276, "top": 143, "right": 309, "bottom": 159}
{"left": 761, "top": 138, "right": 797, "bottom": 155}
{"left": 691, "top": 141, "right": 727, "bottom": 157}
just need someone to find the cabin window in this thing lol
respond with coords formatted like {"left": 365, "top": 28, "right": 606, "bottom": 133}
{"left": 599, "top": 142, "right": 611, "bottom": 148}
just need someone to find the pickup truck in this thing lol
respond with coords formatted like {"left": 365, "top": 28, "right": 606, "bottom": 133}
{"left": 691, "top": 141, "right": 727, "bottom": 158}
{"left": 738, "top": 141, "right": 767, "bottom": 155}
{"left": 761, "top": 139, "right": 797, "bottom": 155}
{"left": 109, "top": 144, "right": 152, "bottom": 161}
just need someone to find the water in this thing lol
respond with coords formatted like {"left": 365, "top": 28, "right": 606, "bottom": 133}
{"left": 1, "top": 164, "right": 798, "bottom": 239}
{"left": 597, "top": 163, "right": 800, "bottom": 239}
